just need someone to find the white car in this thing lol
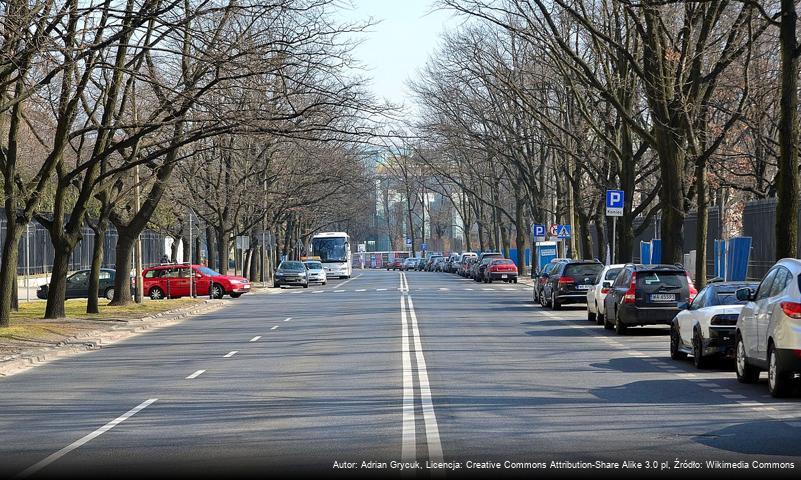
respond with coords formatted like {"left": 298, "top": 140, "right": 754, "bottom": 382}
{"left": 303, "top": 260, "right": 327, "bottom": 285}
{"left": 669, "top": 281, "right": 757, "bottom": 369}
{"left": 587, "top": 264, "right": 625, "bottom": 325}
{"left": 735, "top": 258, "right": 801, "bottom": 397}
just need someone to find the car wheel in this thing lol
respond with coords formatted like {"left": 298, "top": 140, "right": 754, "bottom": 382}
{"left": 614, "top": 310, "right": 627, "bottom": 335}
{"left": 692, "top": 332, "right": 707, "bottom": 369}
{"left": 104, "top": 287, "right": 115, "bottom": 301}
{"left": 273, "top": 282, "right": 281, "bottom": 288}
{"left": 587, "top": 308, "right": 596, "bottom": 322}
{"left": 322, "top": 281, "right": 327, "bottom": 286}
{"left": 603, "top": 308, "right": 613, "bottom": 330}
{"left": 670, "top": 325, "right": 687, "bottom": 360}
{"left": 596, "top": 303, "right": 605, "bottom": 326}
{"left": 735, "top": 335, "right": 760, "bottom": 384}
{"left": 211, "top": 283, "right": 224, "bottom": 299}
{"left": 230, "top": 293, "right": 242, "bottom": 298}
{"left": 303, "top": 283, "right": 309, "bottom": 289}
{"left": 768, "top": 344, "right": 793, "bottom": 398}
{"left": 149, "top": 287, "right": 164, "bottom": 300}
{"left": 551, "top": 292, "right": 561, "bottom": 310}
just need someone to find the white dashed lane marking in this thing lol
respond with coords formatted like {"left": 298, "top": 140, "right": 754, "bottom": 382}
{"left": 223, "top": 351, "right": 238, "bottom": 358}
{"left": 250, "top": 336, "right": 261, "bottom": 342}
{"left": 186, "top": 370, "right": 205, "bottom": 379}
{"left": 271, "top": 325, "right": 279, "bottom": 331}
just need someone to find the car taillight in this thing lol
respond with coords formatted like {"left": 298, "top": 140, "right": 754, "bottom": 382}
{"left": 780, "top": 302, "right": 801, "bottom": 319}
{"left": 558, "top": 276, "right": 575, "bottom": 284}
{"left": 623, "top": 272, "right": 637, "bottom": 303}
{"left": 601, "top": 287, "right": 609, "bottom": 294}
{"left": 685, "top": 272, "right": 698, "bottom": 301}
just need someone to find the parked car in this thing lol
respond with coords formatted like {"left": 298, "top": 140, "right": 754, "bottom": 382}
{"left": 456, "top": 252, "right": 477, "bottom": 275}
{"left": 426, "top": 255, "right": 444, "bottom": 271}
{"left": 143, "top": 264, "right": 251, "bottom": 299}
{"left": 534, "top": 259, "right": 573, "bottom": 305}
{"left": 386, "top": 258, "right": 403, "bottom": 271}
{"left": 274, "top": 261, "right": 309, "bottom": 289}
{"left": 586, "top": 264, "right": 626, "bottom": 324}
{"left": 403, "top": 258, "right": 420, "bottom": 271}
{"left": 483, "top": 259, "right": 518, "bottom": 283}
{"left": 734, "top": 258, "right": 801, "bottom": 397}
{"left": 542, "top": 260, "right": 603, "bottom": 310}
{"left": 303, "top": 260, "right": 327, "bottom": 285}
{"left": 460, "top": 256, "right": 477, "bottom": 277}
{"left": 472, "top": 252, "right": 503, "bottom": 282}
{"left": 670, "top": 281, "right": 758, "bottom": 368}
{"left": 37, "top": 268, "right": 122, "bottom": 301}
{"left": 433, "top": 257, "right": 447, "bottom": 272}
{"left": 603, "top": 264, "right": 697, "bottom": 334}
{"left": 416, "top": 258, "right": 427, "bottom": 271}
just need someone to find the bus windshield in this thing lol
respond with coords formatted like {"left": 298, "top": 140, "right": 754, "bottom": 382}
{"left": 312, "top": 237, "right": 348, "bottom": 263}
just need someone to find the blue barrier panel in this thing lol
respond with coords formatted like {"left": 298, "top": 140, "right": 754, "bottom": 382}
{"left": 640, "top": 241, "right": 651, "bottom": 265}
{"left": 713, "top": 240, "right": 726, "bottom": 278}
{"left": 535, "top": 243, "right": 558, "bottom": 272}
{"left": 726, "top": 237, "right": 752, "bottom": 281}
{"left": 651, "top": 239, "right": 662, "bottom": 264}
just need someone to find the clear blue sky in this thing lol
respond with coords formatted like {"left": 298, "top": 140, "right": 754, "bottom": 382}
{"left": 338, "top": 1, "right": 459, "bottom": 108}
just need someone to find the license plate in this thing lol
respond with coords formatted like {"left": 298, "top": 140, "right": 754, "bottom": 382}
{"left": 501, "top": 274, "right": 508, "bottom": 279}
{"left": 577, "top": 285, "right": 591, "bottom": 290}
{"left": 244, "top": 285, "right": 250, "bottom": 289}
{"left": 650, "top": 293, "right": 676, "bottom": 302}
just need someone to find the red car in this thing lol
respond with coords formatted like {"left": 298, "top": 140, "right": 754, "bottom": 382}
{"left": 386, "top": 258, "right": 404, "bottom": 271}
{"left": 142, "top": 264, "right": 251, "bottom": 300}
{"left": 483, "top": 259, "right": 518, "bottom": 283}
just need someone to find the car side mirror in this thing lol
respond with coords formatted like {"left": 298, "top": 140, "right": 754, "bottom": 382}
{"left": 677, "top": 301, "right": 690, "bottom": 310}
{"left": 735, "top": 287, "right": 754, "bottom": 302}
{"left": 602, "top": 281, "right": 612, "bottom": 287}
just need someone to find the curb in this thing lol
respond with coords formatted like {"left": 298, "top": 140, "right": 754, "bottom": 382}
{"left": 0, "top": 300, "right": 227, "bottom": 378}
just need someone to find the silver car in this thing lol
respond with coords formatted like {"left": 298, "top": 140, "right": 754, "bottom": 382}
{"left": 303, "top": 260, "right": 327, "bottom": 285}
{"left": 734, "top": 258, "right": 801, "bottom": 397}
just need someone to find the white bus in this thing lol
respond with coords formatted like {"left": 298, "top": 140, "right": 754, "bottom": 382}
{"left": 311, "top": 232, "right": 352, "bottom": 278}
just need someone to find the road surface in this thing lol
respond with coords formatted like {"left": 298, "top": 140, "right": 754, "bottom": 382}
{"left": 0, "top": 269, "right": 799, "bottom": 477}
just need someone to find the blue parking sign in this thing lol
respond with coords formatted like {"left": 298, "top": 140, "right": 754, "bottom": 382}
{"left": 531, "top": 224, "right": 546, "bottom": 238}
{"left": 606, "top": 190, "right": 624, "bottom": 216}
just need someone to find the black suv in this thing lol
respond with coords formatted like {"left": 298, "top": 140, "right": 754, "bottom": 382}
{"left": 603, "top": 264, "right": 696, "bottom": 334}
{"left": 534, "top": 260, "right": 569, "bottom": 304}
{"left": 541, "top": 260, "right": 603, "bottom": 309}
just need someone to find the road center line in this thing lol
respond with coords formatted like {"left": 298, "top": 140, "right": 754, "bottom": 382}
{"left": 223, "top": 351, "right": 238, "bottom": 358}
{"left": 400, "top": 295, "right": 416, "bottom": 462}
{"left": 406, "top": 295, "right": 444, "bottom": 463}
{"left": 271, "top": 325, "right": 279, "bottom": 330}
{"left": 186, "top": 370, "right": 205, "bottom": 379}
{"left": 284, "top": 317, "right": 292, "bottom": 322}
{"left": 250, "top": 336, "right": 261, "bottom": 342}
{"left": 15, "top": 398, "right": 158, "bottom": 479}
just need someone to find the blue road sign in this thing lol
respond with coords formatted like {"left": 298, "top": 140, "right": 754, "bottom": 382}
{"left": 405, "top": 238, "right": 412, "bottom": 246}
{"left": 606, "top": 189, "right": 625, "bottom": 216}
{"left": 557, "top": 225, "right": 572, "bottom": 239}
{"left": 531, "top": 224, "right": 546, "bottom": 238}
{"left": 421, "top": 243, "right": 428, "bottom": 251}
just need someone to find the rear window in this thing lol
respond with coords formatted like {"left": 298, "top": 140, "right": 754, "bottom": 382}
{"left": 493, "top": 259, "right": 514, "bottom": 265}
{"left": 604, "top": 268, "right": 622, "bottom": 280}
{"left": 637, "top": 271, "right": 687, "bottom": 288}
{"left": 564, "top": 263, "right": 603, "bottom": 278}
{"left": 708, "top": 290, "right": 744, "bottom": 307}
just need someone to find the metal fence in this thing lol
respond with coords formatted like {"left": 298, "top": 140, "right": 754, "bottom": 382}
{"left": 0, "top": 215, "right": 167, "bottom": 275}
{"left": 624, "top": 198, "right": 800, "bottom": 281}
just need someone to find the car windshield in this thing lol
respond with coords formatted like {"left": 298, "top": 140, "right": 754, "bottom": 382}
{"left": 280, "top": 262, "right": 305, "bottom": 271}
{"left": 304, "top": 262, "right": 323, "bottom": 270}
{"left": 605, "top": 268, "right": 622, "bottom": 280}
{"left": 708, "top": 291, "right": 746, "bottom": 306}
{"left": 198, "top": 267, "right": 221, "bottom": 276}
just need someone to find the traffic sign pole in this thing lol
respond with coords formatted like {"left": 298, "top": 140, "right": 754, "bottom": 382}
{"left": 612, "top": 216, "right": 616, "bottom": 264}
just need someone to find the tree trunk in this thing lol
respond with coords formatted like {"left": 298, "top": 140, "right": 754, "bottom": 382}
{"left": 514, "top": 193, "right": 527, "bottom": 275}
{"left": 776, "top": 0, "right": 800, "bottom": 259}
{"left": 45, "top": 245, "right": 72, "bottom": 319}
{"left": 695, "top": 160, "right": 708, "bottom": 288}
{"left": 110, "top": 231, "right": 135, "bottom": 306}
{"left": 87, "top": 220, "right": 108, "bottom": 314}
{"left": 217, "top": 226, "right": 229, "bottom": 275}
{"left": 206, "top": 225, "right": 216, "bottom": 268}
{"left": 194, "top": 235, "right": 201, "bottom": 264}
{"left": 0, "top": 223, "right": 22, "bottom": 326}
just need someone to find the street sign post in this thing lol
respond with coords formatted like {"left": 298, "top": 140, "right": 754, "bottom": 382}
{"left": 606, "top": 190, "right": 625, "bottom": 264}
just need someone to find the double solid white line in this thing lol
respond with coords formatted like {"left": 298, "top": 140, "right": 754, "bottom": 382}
{"left": 399, "top": 272, "right": 443, "bottom": 464}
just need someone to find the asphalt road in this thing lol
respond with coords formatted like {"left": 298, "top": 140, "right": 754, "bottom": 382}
{"left": 0, "top": 269, "right": 799, "bottom": 478}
